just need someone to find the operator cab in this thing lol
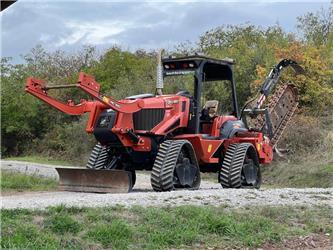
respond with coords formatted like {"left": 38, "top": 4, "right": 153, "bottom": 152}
{"left": 162, "top": 55, "right": 239, "bottom": 134}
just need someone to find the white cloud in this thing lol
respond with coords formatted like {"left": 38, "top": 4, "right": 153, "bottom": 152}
{"left": 55, "top": 20, "right": 134, "bottom": 46}
{"left": 19, "top": 0, "right": 330, "bottom": 2}
{"left": 39, "top": 34, "right": 52, "bottom": 43}
{"left": 2, "top": 1, "right": 330, "bottom": 64}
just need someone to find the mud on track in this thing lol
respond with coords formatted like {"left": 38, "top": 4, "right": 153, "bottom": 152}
{"left": 1, "top": 160, "right": 332, "bottom": 210}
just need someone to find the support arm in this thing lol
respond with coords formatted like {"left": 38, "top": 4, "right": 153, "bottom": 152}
{"left": 256, "top": 59, "right": 304, "bottom": 109}
{"left": 25, "top": 77, "right": 108, "bottom": 133}
{"left": 25, "top": 72, "right": 143, "bottom": 114}
{"left": 25, "top": 77, "right": 95, "bottom": 115}
{"left": 77, "top": 73, "right": 142, "bottom": 113}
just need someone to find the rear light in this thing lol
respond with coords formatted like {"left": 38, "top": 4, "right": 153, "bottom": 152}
{"left": 189, "top": 63, "right": 194, "bottom": 68}
{"left": 164, "top": 64, "right": 170, "bottom": 69}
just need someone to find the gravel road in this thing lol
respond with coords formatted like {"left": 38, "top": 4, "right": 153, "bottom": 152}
{"left": 1, "top": 160, "right": 332, "bottom": 210}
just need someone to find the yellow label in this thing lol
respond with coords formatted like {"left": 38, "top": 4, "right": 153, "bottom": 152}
{"left": 102, "top": 96, "right": 110, "bottom": 103}
{"left": 207, "top": 144, "right": 212, "bottom": 153}
{"left": 256, "top": 143, "right": 261, "bottom": 152}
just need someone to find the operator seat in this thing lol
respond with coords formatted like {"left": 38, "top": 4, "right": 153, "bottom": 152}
{"left": 200, "top": 100, "right": 219, "bottom": 135}
{"left": 201, "top": 100, "right": 219, "bottom": 121}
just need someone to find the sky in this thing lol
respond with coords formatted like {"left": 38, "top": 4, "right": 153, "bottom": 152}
{"left": 1, "top": 0, "right": 331, "bottom": 64}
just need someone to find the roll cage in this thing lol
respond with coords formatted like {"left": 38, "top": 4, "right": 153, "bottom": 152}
{"left": 162, "top": 55, "right": 239, "bottom": 134}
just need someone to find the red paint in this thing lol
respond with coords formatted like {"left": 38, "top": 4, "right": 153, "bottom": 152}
{"left": 25, "top": 72, "right": 274, "bottom": 165}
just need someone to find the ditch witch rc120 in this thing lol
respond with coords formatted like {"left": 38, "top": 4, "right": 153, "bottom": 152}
{"left": 25, "top": 53, "right": 304, "bottom": 193}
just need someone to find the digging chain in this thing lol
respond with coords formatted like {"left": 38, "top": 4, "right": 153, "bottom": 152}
{"left": 254, "top": 83, "right": 298, "bottom": 148}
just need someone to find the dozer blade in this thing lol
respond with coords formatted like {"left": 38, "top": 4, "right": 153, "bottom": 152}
{"left": 55, "top": 168, "right": 132, "bottom": 193}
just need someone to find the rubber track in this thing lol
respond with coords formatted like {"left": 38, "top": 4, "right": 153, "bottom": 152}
{"left": 219, "top": 143, "right": 252, "bottom": 188}
{"left": 151, "top": 140, "right": 189, "bottom": 191}
{"left": 86, "top": 143, "right": 110, "bottom": 169}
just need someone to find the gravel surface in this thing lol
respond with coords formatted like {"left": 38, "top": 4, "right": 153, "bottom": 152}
{"left": 1, "top": 160, "right": 332, "bottom": 210}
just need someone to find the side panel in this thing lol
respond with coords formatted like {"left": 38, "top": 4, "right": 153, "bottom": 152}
{"left": 223, "top": 133, "right": 273, "bottom": 164}
{"left": 151, "top": 96, "right": 190, "bottom": 134}
{"left": 174, "top": 132, "right": 273, "bottom": 166}
{"left": 173, "top": 135, "right": 223, "bottom": 164}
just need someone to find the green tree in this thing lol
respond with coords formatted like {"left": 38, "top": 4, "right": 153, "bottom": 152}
{"left": 297, "top": 2, "right": 333, "bottom": 46}
{"left": 88, "top": 47, "right": 156, "bottom": 99}
{"left": 197, "top": 24, "right": 293, "bottom": 108}
{"left": 1, "top": 46, "right": 98, "bottom": 156}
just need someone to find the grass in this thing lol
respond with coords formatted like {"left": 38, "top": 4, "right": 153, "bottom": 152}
{"left": 1, "top": 205, "right": 332, "bottom": 249}
{"left": 45, "top": 213, "right": 82, "bottom": 234}
{"left": 86, "top": 219, "right": 132, "bottom": 248}
{"left": 261, "top": 113, "right": 333, "bottom": 188}
{"left": 1, "top": 171, "right": 57, "bottom": 192}
{"left": 199, "top": 161, "right": 333, "bottom": 188}
{"left": 263, "top": 160, "right": 333, "bottom": 188}
{"left": 2, "top": 155, "right": 71, "bottom": 166}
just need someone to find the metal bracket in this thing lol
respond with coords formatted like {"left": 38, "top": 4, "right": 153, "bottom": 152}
{"left": 242, "top": 108, "right": 273, "bottom": 138}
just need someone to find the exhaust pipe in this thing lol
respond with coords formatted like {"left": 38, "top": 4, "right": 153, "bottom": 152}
{"left": 156, "top": 48, "right": 164, "bottom": 95}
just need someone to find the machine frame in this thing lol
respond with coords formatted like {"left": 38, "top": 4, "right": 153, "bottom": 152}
{"left": 25, "top": 55, "right": 306, "bottom": 192}
{"left": 26, "top": 56, "right": 273, "bottom": 170}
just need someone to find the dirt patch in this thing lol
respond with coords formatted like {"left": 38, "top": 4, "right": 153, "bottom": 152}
{"left": 261, "top": 234, "right": 333, "bottom": 249}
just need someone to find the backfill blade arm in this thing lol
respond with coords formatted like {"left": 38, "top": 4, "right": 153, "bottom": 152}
{"left": 25, "top": 77, "right": 109, "bottom": 132}
{"left": 25, "top": 76, "right": 97, "bottom": 115}
{"left": 76, "top": 72, "right": 142, "bottom": 113}
{"left": 25, "top": 72, "right": 142, "bottom": 114}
